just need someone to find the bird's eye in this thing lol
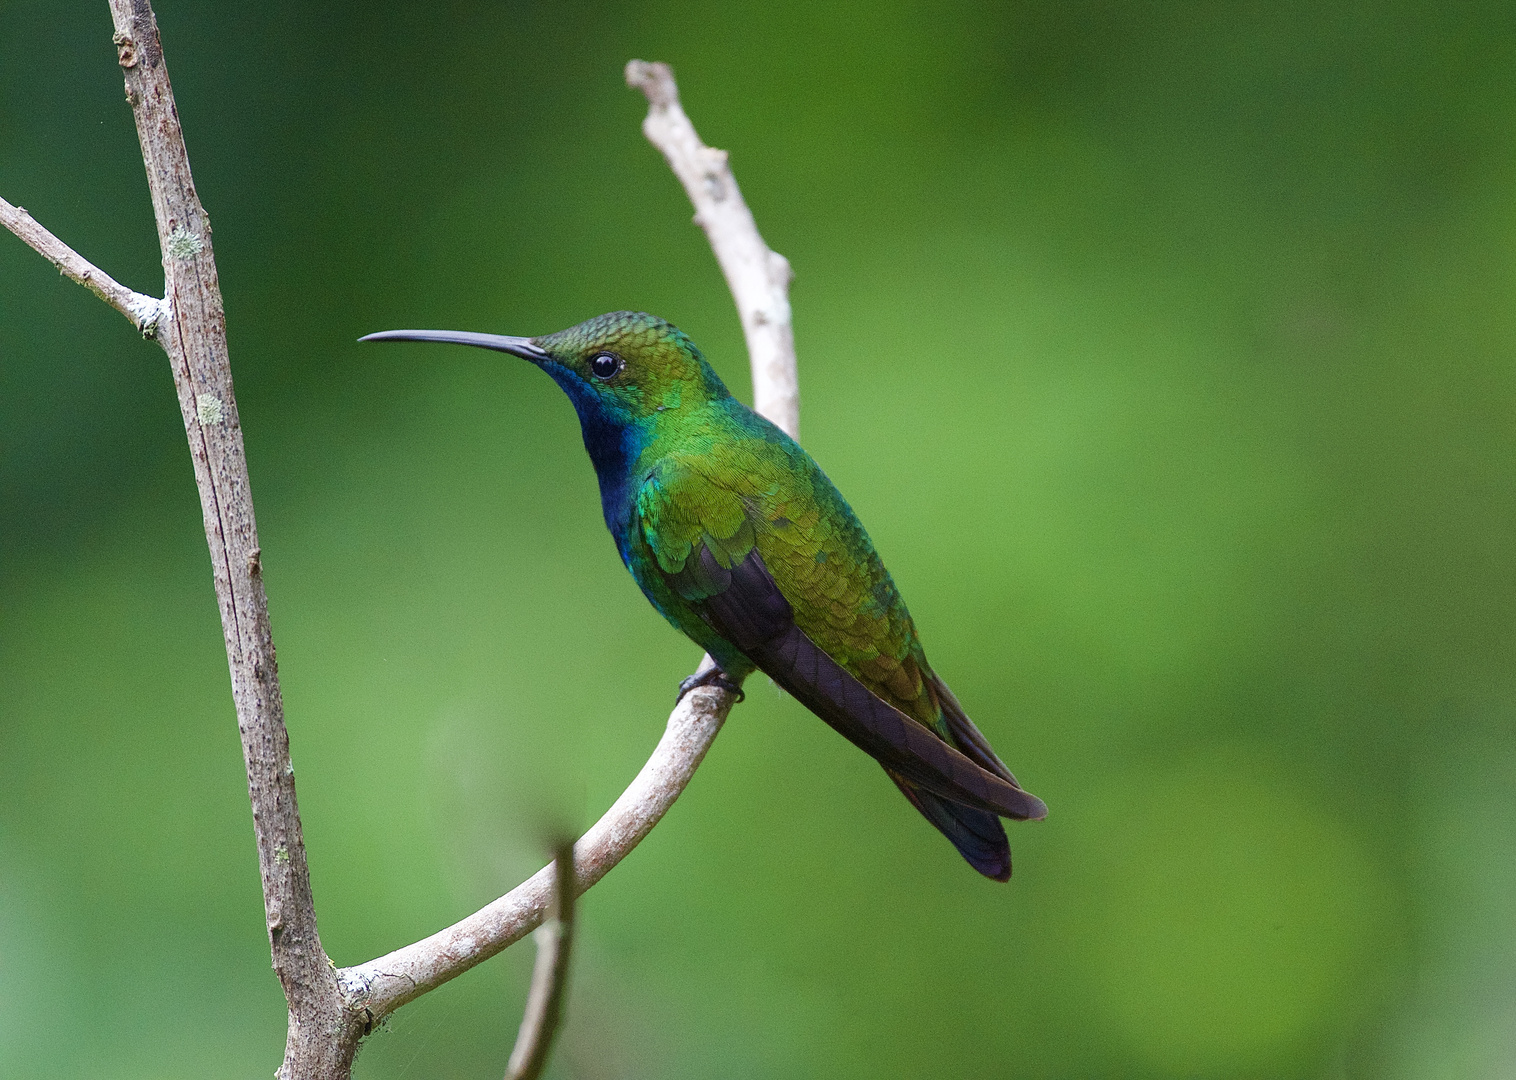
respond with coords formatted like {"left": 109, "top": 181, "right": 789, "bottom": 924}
{"left": 589, "top": 352, "right": 621, "bottom": 380}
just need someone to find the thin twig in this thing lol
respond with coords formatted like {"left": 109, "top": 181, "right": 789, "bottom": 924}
{"left": 339, "top": 674, "right": 734, "bottom": 1019}
{"left": 626, "top": 59, "right": 799, "bottom": 440}
{"left": 505, "top": 842, "right": 577, "bottom": 1080}
{"left": 0, "top": 195, "right": 164, "bottom": 334}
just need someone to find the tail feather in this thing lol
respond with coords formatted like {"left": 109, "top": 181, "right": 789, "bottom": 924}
{"left": 887, "top": 770, "right": 1012, "bottom": 881}
{"left": 927, "top": 671, "right": 1023, "bottom": 789}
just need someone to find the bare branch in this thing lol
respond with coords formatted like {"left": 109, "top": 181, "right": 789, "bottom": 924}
{"left": 505, "top": 842, "right": 577, "bottom": 1080}
{"left": 5, "top": 3, "right": 344, "bottom": 1072}
{"left": 0, "top": 195, "right": 164, "bottom": 334}
{"left": 101, "top": 2, "right": 357, "bottom": 1075}
{"left": 339, "top": 676, "right": 734, "bottom": 1020}
{"left": 336, "top": 63, "right": 799, "bottom": 1031}
{"left": 626, "top": 59, "right": 799, "bottom": 440}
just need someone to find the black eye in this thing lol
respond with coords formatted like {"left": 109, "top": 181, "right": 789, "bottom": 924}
{"left": 589, "top": 352, "right": 621, "bottom": 380}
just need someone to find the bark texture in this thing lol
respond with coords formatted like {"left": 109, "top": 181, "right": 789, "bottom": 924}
{"left": 105, "top": 2, "right": 360, "bottom": 1075}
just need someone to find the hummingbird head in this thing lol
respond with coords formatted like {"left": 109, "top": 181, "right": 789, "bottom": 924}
{"left": 361, "top": 311, "right": 731, "bottom": 430}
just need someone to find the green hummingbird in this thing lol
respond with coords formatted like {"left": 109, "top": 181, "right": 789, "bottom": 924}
{"left": 362, "top": 312, "right": 1046, "bottom": 879}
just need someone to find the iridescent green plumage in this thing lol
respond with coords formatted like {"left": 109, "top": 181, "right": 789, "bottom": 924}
{"left": 363, "top": 311, "right": 1046, "bottom": 879}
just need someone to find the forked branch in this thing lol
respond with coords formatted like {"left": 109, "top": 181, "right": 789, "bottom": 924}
{"left": 0, "top": 196, "right": 163, "bottom": 334}
{"left": 339, "top": 673, "right": 735, "bottom": 1019}
{"left": 336, "top": 63, "right": 798, "bottom": 1027}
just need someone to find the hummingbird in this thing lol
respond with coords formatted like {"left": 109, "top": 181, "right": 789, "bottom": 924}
{"left": 362, "top": 312, "right": 1046, "bottom": 879}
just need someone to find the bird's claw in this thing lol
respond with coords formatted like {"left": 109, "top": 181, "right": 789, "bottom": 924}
{"left": 677, "top": 668, "right": 745, "bottom": 704}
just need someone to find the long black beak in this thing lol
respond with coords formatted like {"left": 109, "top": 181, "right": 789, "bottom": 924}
{"left": 359, "top": 329, "right": 550, "bottom": 363}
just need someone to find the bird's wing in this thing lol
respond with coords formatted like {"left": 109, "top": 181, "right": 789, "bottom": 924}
{"left": 636, "top": 462, "right": 1046, "bottom": 821}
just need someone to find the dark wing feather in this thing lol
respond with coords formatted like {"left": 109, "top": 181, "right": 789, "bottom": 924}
{"left": 886, "top": 771, "right": 1013, "bottom": 881}
{"left": 929, "top": 672, "right": 1022, "bottom": 788}
{"left": 694, "top": 546, "right": 1047, "bottom": 821}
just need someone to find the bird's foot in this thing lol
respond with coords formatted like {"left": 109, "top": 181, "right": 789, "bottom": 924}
{"left": 677, "top": 667, "right": 746, "bottom": 704}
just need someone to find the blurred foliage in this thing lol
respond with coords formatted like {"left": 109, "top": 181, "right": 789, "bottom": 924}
{"left": 3, "top": 1, "right": 1516, "bottom": 1077}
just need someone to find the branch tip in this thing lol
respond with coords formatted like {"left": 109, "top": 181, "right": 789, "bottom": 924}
{"left": 504, "top": 842, "right": 577, "bottom": 1080}
{"left": 625, "top": 58, "right": 799, "bottom": 438}
{"left": 0, "top": 194, "right": 165, "bottom": 336}
{"left": 625, "top": 59, "right": 678, "bottom": 109}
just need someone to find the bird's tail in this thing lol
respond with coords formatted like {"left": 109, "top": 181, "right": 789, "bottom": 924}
{"left": 890, "top": 669, "right": 1037, "bottom": 880}
{"left": 887, "top": 771, "right": 1012, "bottom": 881}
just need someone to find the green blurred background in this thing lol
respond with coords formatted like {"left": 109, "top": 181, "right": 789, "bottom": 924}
{"left": 3, "top": 1, "right": 1515, "bottom": 1076}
